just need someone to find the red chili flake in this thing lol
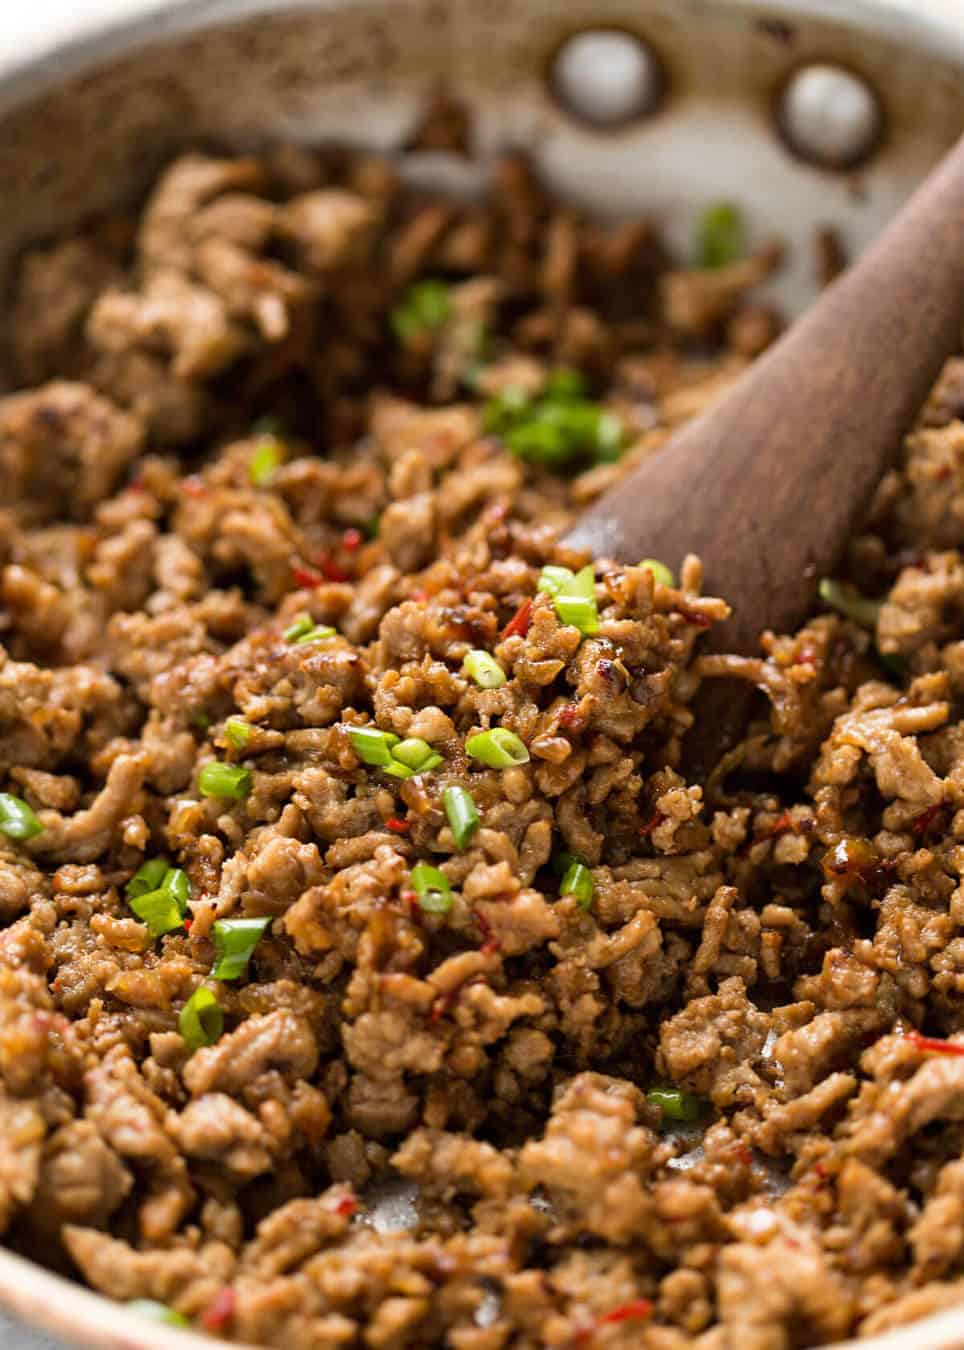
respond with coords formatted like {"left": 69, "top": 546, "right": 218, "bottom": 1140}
{"left": 798, "top": 643, "right": 818, "bottom": 666}
{"left": 291, "top": 564, "right": 323, "bottom": 588}
{"left": 911, "top": 803, "right": 945, "bottom": 837}
{"left": 558, "top": 702, "right": 582, "bottom": 727}
{"left": 312, "top": 552, "right": 350, "bottom": 583}
{"left": 574, "top": 1299, "right": 654, "bottom": 1343}
{"left": 342, "top": 527, "right": 363, "bottom": 551}
{"left": 813, "top": 1162, "right": 829, "bottom": 1180}
{"left": 640, "top": 811, "right": 665, "bottom": 837}
{"left": 502, "top": 597, "right": 533, "bottom": 639}
{"left": 201, "top": 1287, "right": 236, "bottom": 1332}
{"left": 681, "top": 610, "right": 713, "bottom": 629}
{"left": 182, "top": 474, "right": 207, "bottom": 498}
{"left": 183, "top": 918, "right": 193, "bottom": 931}
{"left": 472, "top": 909, "right": 501, "bottom": 954}
{"left": 906, "top": 1031, "right": 964, "bottom": 1057}
{"left": 599, "top": 1300, "right": 654, "bottom": 1327}
{"left": 386, "top": 816, "right": 410, "bottom": 834}
{"left": 335, "top": 1193, "right": 359, "bottom": 1217}
{"left": 758, "top": 809, "right": 795, "bottom": 841}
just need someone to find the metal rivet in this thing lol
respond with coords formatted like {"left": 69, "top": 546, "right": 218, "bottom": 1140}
{"left": 780, "top": 63, "right": 881, "bottom": 169}
{"left": 551, "top": 30, "right": 661, "bottom": 129}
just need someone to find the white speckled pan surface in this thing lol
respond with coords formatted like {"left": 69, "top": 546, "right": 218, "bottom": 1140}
{"left": 0, "top": 2, "right": 963, "bottom": 1347}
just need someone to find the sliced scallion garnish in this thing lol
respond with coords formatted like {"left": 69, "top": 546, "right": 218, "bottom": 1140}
{"left": 465, "top": 727, "right": 530, "bottom": 768}
{"left": 463, "top": 650, "right": 507, "bottom": 690}
{"left": 198, "top": 761, "right": 252, "bottom": 800}
{"left": 211, "top": 917, "right": 271, "bottom": 981}
{"left": 411, "top": 862, "right": 453, "bottom": 915}
{"left": 443, "top": 785, "right": 480, "bottom": 851}
{"left": 179, "top": 986, "right": 224, "bottom": 1051}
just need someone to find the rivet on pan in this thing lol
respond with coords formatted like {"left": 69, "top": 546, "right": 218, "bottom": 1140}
{"left": 550, "top": 29, "right": 662, "bottom": 129}
{"left": 779, "top": 63, "right": 882, "bottom": 170}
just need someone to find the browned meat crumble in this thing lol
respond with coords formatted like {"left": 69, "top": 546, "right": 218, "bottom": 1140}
{"left": 2, "top": 131, "right": 964, "bottom": 1350}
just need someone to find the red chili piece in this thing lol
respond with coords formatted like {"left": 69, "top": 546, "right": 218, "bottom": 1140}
{"left": 335, "top": 1193, "right": 359, "bottom": 1216}
{"left": 911, "top": 803, "right": 945, "bottom": 837}
{"left": 682, "top": 611, "right": 713, "bottom": 629}
{"left": 183, "top": 918, "right": 193, "bottom": 931}
{"left": 386, "top": 816, "right": 410, "bottom": 834}
{"left": 312, "top": 552, "right": 350, "bottom": 583}
{"left": 907, "top": 1031, "right": 964, "bottom": 1057}
{"left": 201, "top": 1288, "right": 236, "bottom": 1332}
{"left": 640, "top": 811, "right": 665, "bottom": 837}
{"left": 574, "top": 1299, "right": 654, "bottom": 1344}
{"left": 342, "top": 527, "right": 363, "bottom": 551}
{"left": 758, "top": 809, "right": 795, "bottom": 841}
{"left": 291, "top": 564, "right": 324, "bottom": 588}
{"left": 182, "top": 475, "right": 207, "bottom": 498}
{"left": 472, "top": 908, "right": 501, "bottom": 955}
{"left": 502, "top": 597, "right": 533, "bottom": 639}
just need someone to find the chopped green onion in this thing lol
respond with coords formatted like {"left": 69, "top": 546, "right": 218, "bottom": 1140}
{"left": 485, "top": 379, "right": 625, "bottom": 470}
{"left": 125, "top": 857, "right": 170, "bottom": 900}
{"left": 179, "top": 986, "right": 224, "bottom": 1051}
{"left": 224, "top": 717, "right": 254, "bottom": 750}
{"left": 646, "top": 1086, "right": 706, "bottom": 1122}
{"left": 248, "top": 436, "right": 283, "bottom": 487}
{"left": 392, "top": 738, "right": 439, "bottom": 771}
{"left": 382, "top": 759, "right": 414, "bottom": 780}
{"left": 363, "top": 513, "right": 381, "bottom": 540}
{"left": 443, "top": 785, "right": 480, "bottom": 851}
{"left": 346, "top": 726, "right": 401, "bottom": 767}
{"left": 284, "top": 613, "right": 315, "bottom": 642}
{"left": 539, "top": 564, "right": 598, "bottom": 636}
{"left": 211, "top": 917, "right": 271, "bottom": 981}
{"left": 198, "top": 761, "right": 252, "bottom": 800}
{"left": 463, "top": 649, "right": 507, "bottom": 690}
{"left": 127, "top": 1300, "right": 189, "bottom": 1329}
{"left": 553, "top": 595, "right": 599, "bottom": 635}
{"left": 483, "top": 386, "right": 531, "bottom": 435}
{"left": 550, "top": 849, "right": 583, "bottom": 878}
{"left": 294, "top": 624, "right": 337, "bottom": 645}
{"left": 130, "top": 888, "right": 184, "bottom": 938}
{"left": 560, "top": 860, "right": 593, "bottom": 910}
{"left": 640, "top": 559, "right": 674, "bottom": 588}
{"left": 391, "top": 279, "right": 451, "bottom": 342}
{"left": 0, "top": 794, "right": 44, "bottom": 842}
{"left": 538, "top": 565, "right": 578, "bottom": 598}
{"left": 411, "top": 861, "right": 453, "bottom": 915}
{"left": 163, "top": 867, "right": 191, "bottom": 916}
{"left": 544, "top": 367, "right": 587, "bottom": 400}
{"left": 818, "top": 578, "right": 882, "bottom": 630}
{"left": 695, "top": 201, "right": 744, "bottom": 269}
{"left": 466, "top": 727, "right": 530, "bottom": 768}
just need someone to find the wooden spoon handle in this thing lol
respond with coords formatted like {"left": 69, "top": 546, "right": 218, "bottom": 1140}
{"left": 567, "top": 132, "right": 964, "bottom": 652}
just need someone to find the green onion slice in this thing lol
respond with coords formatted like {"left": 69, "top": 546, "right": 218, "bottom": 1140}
{"left": 284, "top": 613, "right": 314, "bottom": 642}
{"left": 538, "top": 564, "right": 598, "bottom": 635}
{"left": 550, "top": 849, "right": 584, "bottom": 878}
{"left": 125, "top": 857, "right": 170, "bottom": 899}
{"left": 198, "top": 761, "right": 253, "bottom": 800}
{"left": 411, "top": 862, "right": 453, "bottom": 915}
{"left": 465, "top": 727, "right": 530, "bottom": 768}
{"left": 346, "top": 726, "right": 401, "bottom": 767}
{"left": 130, "top": 888, "right": 184, "bottom": 938}
{"left": 646, "top": 1085, "right": 706, "bottom": 1122}
{"left": 248, "top": 437, "right": 283, "bottom": 487}
{"left": 0, "top": 794, "right": 44, "bottom": 842}
{"left": 544, "top": 367, "right": 587, "bottom": 400}
{"left": 391, "top": 279, "right": 451, "bottom": 342}
{"left": 695, "top": 201, "right": 744, "bottom": 269}
{"left": 463, "top": 650, "right": 507, "bottom": 690}
{"left": 818, "top": 578, "right": 882, "bottom": 629}
{"left": 211, "top": 917, "right": 271, "bottom": 981}
{"left": 127, "top": 1300, "right": 190, "bottom": 1329}
{"left": 443, "top": 785, "right": 480, "bottom": 851}
{"left": 179, "top": 986, "right": 224, "bottom": 1052}
{"left": 163, "top": 868, "right": 191, "bottom": 916}
{"left": 640, "top": 558, "right": 675, "bottom": 588}
{"left": 294, "top": 624, "right": 337, "bottom": 645}
{"left": 560, "top": 860, "right": 593, "bottom": 910}
{"left": 553, "top": 594, "right": 599, "bottom": 636}
{"left": 392, "top": 738, "right": 439, "bottom": 771}
{"left": 224, "top": 718, "right": 254, "bottom": 750}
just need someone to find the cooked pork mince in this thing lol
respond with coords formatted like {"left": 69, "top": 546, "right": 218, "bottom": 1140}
{"left": 2, "top": 137, "right": 964, "bottom": 1350}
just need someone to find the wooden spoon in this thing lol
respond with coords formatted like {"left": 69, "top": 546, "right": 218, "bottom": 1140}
{"left": 566, "top": 133, "right": 964, "bottom": 655}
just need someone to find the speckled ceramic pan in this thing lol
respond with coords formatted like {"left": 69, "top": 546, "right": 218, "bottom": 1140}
{"left": 0, "top": 1, "right": 963, "bottom": 1347}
